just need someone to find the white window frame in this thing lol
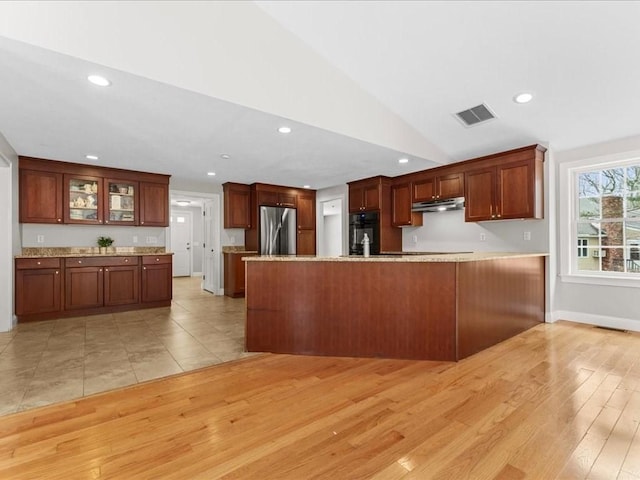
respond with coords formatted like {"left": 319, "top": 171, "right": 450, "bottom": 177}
{"left": 559, "top": 149, "right": 640, "bottom": 288}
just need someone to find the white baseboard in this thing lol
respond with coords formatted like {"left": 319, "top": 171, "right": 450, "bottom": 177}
{"left": 552, "top": 310, "right": 640, "bottom": 333}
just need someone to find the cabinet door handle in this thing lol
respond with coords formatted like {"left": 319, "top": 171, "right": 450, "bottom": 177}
{"left": 55, "top": 271, "right": 59, "bottom": 275}
{"left": 99, "top": 268, "right": 103, "bottom": 272}
{"left": 99, "top": 220, "right": 103, "bottom": 224}
{"left": 497, "top": 214, "right": 501, "bottom": 218}
{"left": 78, "top": 260, "right": 82, "bottom": 264}
{"left": 37, "top": 261, "right": 41, "bottom": 265}
{"left": 141, "top": 221, "right": 144, "bottom": 225}
{"left": 105, "top": 221, "right": 109, "bottom": 224}
{"left": 156, "top": 258, "right": 160, "bottom": 262}
{"left": 57, "top": 218, "right": 62, "bottom": 222}
{"left": 105, "top": 268, "right": 109, "bottom": 272}
{"left": 124, "top": 259, "right": 129, "bottom": 262}
{"left": 143, "top": 266, "right": 146, "bottom": 270}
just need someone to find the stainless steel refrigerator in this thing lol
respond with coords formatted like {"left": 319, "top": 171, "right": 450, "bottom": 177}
{"left": 259, "top": 206, "right": 297, "bottom": 255}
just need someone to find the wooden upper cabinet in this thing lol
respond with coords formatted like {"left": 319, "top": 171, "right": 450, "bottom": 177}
{"left": 464, "top": 145, "right": 545, "bottom": 222}
{"left": 257, "top": 189, "right": 297, "bottom": 208}
{"left": 392, "top": 182, "right": 423, "bottom": 227}
{"left": 139, "top": 182, "right": 169, "bottom": 226}
{"left": 223, "top": 182, "right": 251, "bottom": 229}
{"left": 64, "top": 174, "right": 103, "bottom": 225}
{"left": 297, "top": 193, "right": 316, "bottom": 230}
{"left": 19, "top": 169, "right": 64, "bottom": 224}
{"left": 348, "top": 177, "right": 383, "bottom": 212}
{"left": 18, "top": 156, "right": 170, "bottom": 227}
{"left": 296, "top": 191, "right": 316, "bottom": 255}
{"left": 412, "top": 172, "right": 463, "bottom": 202}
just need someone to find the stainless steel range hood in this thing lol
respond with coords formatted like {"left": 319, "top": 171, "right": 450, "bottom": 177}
{"left": 411, "top": 196, "right": 465, "bottom": 212}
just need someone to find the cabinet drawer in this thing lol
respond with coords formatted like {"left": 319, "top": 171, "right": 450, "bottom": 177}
{"left": 142, "top": 255, "right": 172, "bottom": 265}
{"left": 65, "top": 256, "right": 140, "bottom": 267}
{"left": 16, "top": 258, "right": 61, "bottom": 269}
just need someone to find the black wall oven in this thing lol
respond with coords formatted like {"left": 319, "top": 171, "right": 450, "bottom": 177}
{"left": 349, "top": 211, "right": 380, "bottom": 255}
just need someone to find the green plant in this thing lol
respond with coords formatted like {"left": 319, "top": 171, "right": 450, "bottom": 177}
{"left": 97, "top": 236, "right": 114, "bottom": 248}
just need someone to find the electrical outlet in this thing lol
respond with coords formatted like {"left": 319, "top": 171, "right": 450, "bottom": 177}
{"left": 36, "top": 235, "right": 44, "bottom": 244}
{"left": 523, "top": 231, "right": 531, "bottom": 241}
{"left": 479, "top": 233, "right": 486, "bottom": 241}
{"left": 412, "top": 235, "right": 418, "bottom": 244}
{"left": 133, "top": 235, "right": 138, "bottom": 244}
{"left": 230, "top": 236, "right": 236, "bottom": 245}
{"left": 146, "top": 236, "right": 157, "bottom": 244}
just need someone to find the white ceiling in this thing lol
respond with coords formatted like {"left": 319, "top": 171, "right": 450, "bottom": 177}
{"left": 1, "top": 1, "right": 639, "bottom": 193}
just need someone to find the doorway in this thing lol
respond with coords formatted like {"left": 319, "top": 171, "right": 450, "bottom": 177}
{"left": 170, "top": 209, "right": 192, "bottom": 277}
{"left": 320, "top": 198, "right": 343, "bottom": 257}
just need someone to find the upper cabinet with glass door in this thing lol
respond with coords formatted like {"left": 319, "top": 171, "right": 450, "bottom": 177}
{"left": 64, "top": 175, "right": 103, "bottom": 224}
{"left": 105, "top": 179, "right": 138, "bottom": 225}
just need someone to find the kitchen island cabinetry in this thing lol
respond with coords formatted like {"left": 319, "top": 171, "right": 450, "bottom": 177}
{"left": 15, "top": 258, "right": 62, "bottom": 316}
{"left": 464, "top": 145, "right": 545, "bottom": 222}
{"left": 245, "top": 253, "right": 545, "bottom": 361}
{"left": 223, "top": 182, "right": 251, "bottom": 229}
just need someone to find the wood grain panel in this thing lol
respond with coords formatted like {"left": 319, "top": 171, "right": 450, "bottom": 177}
{"left": 456, "top": 256, "right": 545, "bottom": 359}
{"left": 246, "top": 261, "right": 457, "bottom": 361}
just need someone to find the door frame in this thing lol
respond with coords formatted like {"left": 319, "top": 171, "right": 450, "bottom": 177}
{"left": 170, "top": 208, "right": 193, "bottom": 277}
{"left": 169, "top": 189, "right": 221, "bottom": 293}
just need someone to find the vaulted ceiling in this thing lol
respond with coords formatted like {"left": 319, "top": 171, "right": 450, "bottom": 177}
{"left": 1, "top": 1, "right": 638, "bottom": 191}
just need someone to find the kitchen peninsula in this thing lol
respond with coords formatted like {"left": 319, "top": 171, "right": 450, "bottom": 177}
{"left": 245, "top": 253, "right": 546, "bottom": 361}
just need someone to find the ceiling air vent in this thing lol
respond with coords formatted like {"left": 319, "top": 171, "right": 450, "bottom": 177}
{"left": 455, "top": 103, "right": 496, "bottom": 127}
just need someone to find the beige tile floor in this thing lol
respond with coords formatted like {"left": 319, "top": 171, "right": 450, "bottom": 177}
{"left": 0, "top": 277, "right": 256, "bottom": 416}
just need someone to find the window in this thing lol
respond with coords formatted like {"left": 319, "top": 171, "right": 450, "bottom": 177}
{"left": 577, "top": 239, "right": 588, "bottom": 258}
{"left": 574, "top": 162, "right": 640, "bottom": 275}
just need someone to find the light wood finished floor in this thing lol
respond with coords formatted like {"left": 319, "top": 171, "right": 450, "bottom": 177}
{"left": 1, "top": 320, "right": 639, "bottom": 479}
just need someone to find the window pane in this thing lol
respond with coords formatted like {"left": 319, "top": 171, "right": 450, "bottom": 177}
{"left": 626, "top": 166, "right": 640, "bottom": 193}
{"left": 601, "top": 195, "right": 624, "bottom": 219}
{"left": 600, "top": 221, "right": 624, "bottom": 245}
{"left": 626, "top": 193, "right": 640, "bottom": 218}
{"left": 579, "top": 197, "right": 600, "bottom": 219}
{"left": 601, "top": 248, "right": 625, "bottom": 272}
{"left": 578, "top": 171, "right": 600, "bottom": 197}
{"left": 578, "top": 249, "right": 601, "bottom": 271}
{"left": 627, "top": 258, "right": 640, "bottom": 273}
{"left": 601, "top": 168, "right": 624, "bottom": 195}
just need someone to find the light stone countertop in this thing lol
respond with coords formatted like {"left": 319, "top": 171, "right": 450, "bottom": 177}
{"left": 16, "top": 247, "right": 172, "bottom": 258}
{"left": 243, "top": 252, "right": 548, "bottom": 263}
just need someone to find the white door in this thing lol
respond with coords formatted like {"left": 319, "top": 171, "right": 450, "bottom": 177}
{"left": 203, "top": 198, "right": 221, "bottom": 293}
{"left": 170, "top": 210, "right": 192, "bottom": 277}
{"left": 321, "top": 198, "right": 343, "bottom": 257}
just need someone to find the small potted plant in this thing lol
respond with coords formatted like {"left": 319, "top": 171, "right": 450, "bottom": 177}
{"left": 97, "top": 236, "right": 114, "bottom": 254}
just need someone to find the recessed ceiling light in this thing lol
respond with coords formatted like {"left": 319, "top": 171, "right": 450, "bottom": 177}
{"left": 176, "top": 200, "right": 191, "bottom": 207}
{"left": 514, "top": 92, "right": 533, "bottom": 104}
{"left": 278, "top": 126, "right": 292, "bottom": 134}
{"left": 85, "top": 154, "right": 99, "bottom": 161}
{"left": 303, "top": 185, "right": 311, "bottom": 189}
{"left": 207, "top": 172, "right": 216, "bottom": 176}
{"left": 220, "top": 154, "right": 230, "bottom": 159}
{"left": 398, "top": 158, "right": 409, "bottom": 164}
{"left": 87, "top": 75, "right": 111, "bottom": 87}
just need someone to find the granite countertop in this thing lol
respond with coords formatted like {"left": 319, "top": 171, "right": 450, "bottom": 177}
{"left": 222, "top": 246, "right": 258, "bottom": 254}
{"left": 243, "top": 252, "right": 548, "bottom": 263}
{"left": 16, "top": 247, "right": 172, "bottom": 258}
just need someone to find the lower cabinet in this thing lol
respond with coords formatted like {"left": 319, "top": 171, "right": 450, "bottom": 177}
{"left": 15, "top": 254, "right": 170, "bottom": 322}
{"left": 141, "top": 255, "right": 173, "bottom": 303}
{"left": 224, "top": 251, "right": 257, "bottom": 298}
{"left": 65, "top": 256, "right": 140, "bottom": 310}
{"left": 15, "top": 258, "right": 62, "bottom": 316}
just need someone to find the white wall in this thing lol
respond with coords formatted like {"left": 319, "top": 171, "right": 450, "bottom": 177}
{"left": 402, "top": 210, "right": 548, "bottom": 253}
{"left": 0, "top": 132, "right": 18, "bottom": 331}
{"left": 553, "top": 134, "right": 640, "bottom": 332}
{"left": 316, "top": 184, "right": 349, "bottom": 257}
{"left": 21, "top": 224, "right": 165, "bottom": 248}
